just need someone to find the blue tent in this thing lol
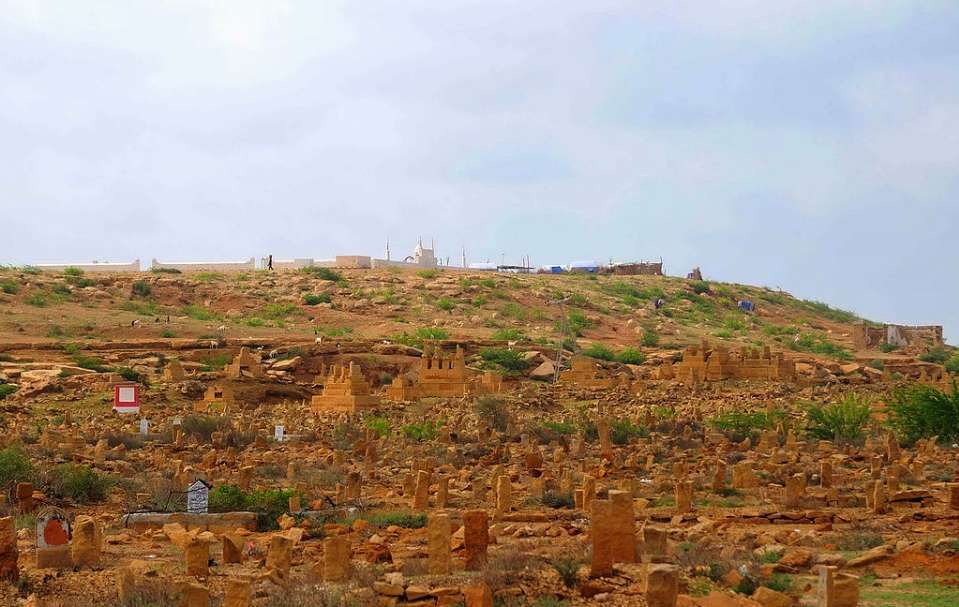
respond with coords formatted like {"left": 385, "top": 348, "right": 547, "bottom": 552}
{"left": 738, "top": 300, "right": 755, "bottom": 312}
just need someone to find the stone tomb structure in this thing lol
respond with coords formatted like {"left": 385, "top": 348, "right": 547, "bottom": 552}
{"left": 225, "top": 348, "right": 264, "bottom": 380}
{"left": 197, "top": 384, "right": 235, "bottom": 414}
{"left": 387, "top": 344, "right": 502, "bottom": 401}
{"left": 672, "top": 340, "right": 795, "bottom": 382}
{"left": 559, "top": 356, "right": 616, "bottom": 389}
{"left": 311, "top": 362, "right": 380, "bottom": 413}
{"left": 852, "top": 323, "right": 943, "bottom": 351}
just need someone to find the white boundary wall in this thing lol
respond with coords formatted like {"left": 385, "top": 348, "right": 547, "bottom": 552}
{"left": 151, "top": 258, "right": 255, "bottom": 273}
{"left": 34, "top": 260, "right": 141, "bottom": 273}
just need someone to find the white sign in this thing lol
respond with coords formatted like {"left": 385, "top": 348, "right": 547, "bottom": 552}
{"left": 186, "top": 480, "right": 209, "bottom": 514}
{"left": 113, "top": 384, "right": 140, "bottom": 414}
{"left": 274, "top": 425, "right": 285, "bottom": 442}
{"left": 139, "top": 419, "right": 149, "bottom": 435}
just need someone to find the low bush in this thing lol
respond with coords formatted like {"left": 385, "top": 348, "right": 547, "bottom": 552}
{"left": 583, "top": 343, "right": 615, "bottom": 361}
{"left": 73, "top": 354, "right": 111, "bottom": 373}
{"left": 920, "top": 346, "right": 951, "bottom": 364}
{"left": 492, "top": 328, "right": 526, "bottom": 341}
{"left": 0, "top": 280, "right": 19, "bottom": 295}
{"left": 131, "top": 280, "right": 152, "bottom": 297}
{"left": 708, "top": 409, "right": 785, "bottom": 442}
{"left": 479, "top": 348, "right": 529, "bottom": 372}
{"left": 947, "top": 354, "right": 959, "bottom": 375}
{"left": 474, "top": 396, "right": 509, "bottom": 432}
{"left": 402, "top": 421, "right": 441, "bottom": 442}
{"left": 181, "top": 305, "right": 220, "bottom": 321}
{"left": 542, "top": 420, "right": 576, "bottom": 435}
{"left": 416, "top": 269, "right": 440, "bottom": 279}
{"left": 0, "top": 447, "right": 32, "bottom": 490}
{"left": 303, "top": 293, "right": 331, "bottom": 305}
{"left": 616, "top": 347, "right": 646, "bottom": 365}
{"left": 208, "top": 485, "right": 301, "bottom": 530}
{"left": 436, "top": 297, "right": 455, "bottom": 311}
{"left": 542, "top": 491, "right": 575, "bottom": 510}
{"left": 0, "top": 384, "right": 18, "bottom": 400}
{"left": 390, "top": 327, "right": 449, "bottom": 348}
{"left": 63, "top": 267, "right": 84, "bottom": 277}
{"left": 610, "top": 419, "right": 648, "bottom": 445}
{"left": 116, "top": 367, "right": 143, "bottom": 383}
{"left": 641, "top": 328, "right": 660, "bottom": 347}
{"left": 550, "top": 555, "right": 582, "bottom": 587}
{"left": 365, "top": 416, "right": 391, "bottom": 438}
{"left": 300, "top": 266, "right": 343, "bottom": 282}
{"left": 181, "top": 415, "right": 232, "bottom": 442}
{"left": 887, "top": 381, "right": 959, "bottom": 445}
{"left": 360, "top": 510, "right": 427, "bottom": 528}
{"left": 805, "top": 394, "right": 872, "bottom": 444}
{"left": 690, "top": 281, "right": 711, "bottom": 294}
{"left": 46, "top": 464, "right": 113, "bottom": 503}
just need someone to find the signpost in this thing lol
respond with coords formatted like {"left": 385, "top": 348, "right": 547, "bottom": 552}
{"left": 113, "top": 384, "right": 140, "bottom": 415}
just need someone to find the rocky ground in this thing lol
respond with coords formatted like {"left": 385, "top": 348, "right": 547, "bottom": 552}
{"left": 0, "top": 266, "right": 957, "bottom": 607}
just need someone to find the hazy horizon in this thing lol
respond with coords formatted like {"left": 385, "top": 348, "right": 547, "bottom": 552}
{"left": 2, "top": 2, "right": 957, "bottom": 341}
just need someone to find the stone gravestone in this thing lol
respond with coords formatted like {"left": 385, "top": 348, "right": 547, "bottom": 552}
{"left": 35, "top": 508, "right": 72, "bottom": 569}
{"left": 140, "top": 419, "right": 149, "bottom": 436}
{"left": 274, "top": 425, "right": 285, "bottom": 442}
{"left": 187, "top": 480, "right": 211, "bottom": 515}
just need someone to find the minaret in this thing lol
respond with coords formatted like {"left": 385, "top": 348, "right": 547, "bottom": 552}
{"left": 386, "top": 238, "right": 391, "bottom": 261}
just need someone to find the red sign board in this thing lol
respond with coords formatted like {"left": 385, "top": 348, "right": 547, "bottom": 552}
{"left": 113, "top": 384, "right": 140, "bottom": 414}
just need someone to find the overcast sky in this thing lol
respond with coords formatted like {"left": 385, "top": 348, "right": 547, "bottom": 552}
{"left": 2, "top": 1, "right": 958, "bottom": 340}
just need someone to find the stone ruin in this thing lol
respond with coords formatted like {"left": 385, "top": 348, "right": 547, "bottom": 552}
{"left": 197, "top": 383, "right": 234, "bottom": 414}
{"left": 225, "top": 347, "right": 265, "bottom": 380}
{"left": 671, "top": 339, "right": 796, "bottom": 382}
{"left": 853, "top": 323, "right": 943, "bottom": 351}
{"left": 559, "top": 356, "right": 617, "bottom": 389}
{"left": 310, "top": 362, "right": 380, "bottom": 413}
{"left": 386, "top": 344, "right": 503, "bottom": 401}
{"left": 162, "top": 358, "right": 186, "bottom": 382}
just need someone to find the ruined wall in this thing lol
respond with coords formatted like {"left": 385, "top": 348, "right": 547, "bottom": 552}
{"left": 674, "top": 340, "right": 795, "bottom": 382}
{"left": 34, "top": 260, "right": 141, "bottom": 273}
{"left": 151, "top": 258, "right": 256, "bottom": 273}
{"left": 852, "top": 324, "right": 944, "bottom": 350}
{"left": 607, "top": 262, "right": 664, "bottom": 276}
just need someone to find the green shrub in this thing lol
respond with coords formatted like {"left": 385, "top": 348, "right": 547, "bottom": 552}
{"left": 181, "top": 415, "right": 231, "bottom": 442}
{"left": 616, "top": 347, "right": 646, "bottom": 365}
{"left": 492, "top": 328, "right": 526, "bottom": 341}
{"left": 199, "top": 352, "right": 231, "bottom": 371}
{"left": 789, "top": 333, "right": 852, "bottom": 361}
{"left": 416, "top": 269, "right": 440, "bottom": 279}
{"left": 879, "top": 343, "right": 899, "bottom": 353}
{"left": 63, "top": 267, "right": 84, "bottom": 277}
{"left": 542, "top": 421, "right": 576, "bottom": 435}
{"left": 920, "top": 346, "right": 951, "bottom": 364}
{"left": 193, "top": 272, "right": 223, "bottom": 282}
{"left": 561, "top": 310, "right": 592, "bottom": 336}
{"left": 801, "top": 300, "right": 860, "bottom": 323}
{"left": 583, "top": 343, "right": 615, "bottom": 361}
{"left": 610, "top": 419, "right": 648, "bottom": 445}
{"left": 762, "top": 573, "right": 793, "bottom": 593}
{"left": 47, "top": 464, "right": 113, "bottom": 503}
{"left": 946, "top": 354, "right": 959, "bottom": 375}
{"left": 262, "top": 303, "right": 301, "bottom": 320}
{"left": 542, "top": 491, "right": 576, "bottom": 510}
{"left": 436, "top": 297, "right": 455, "bottom": 311}
{"left": 116, "top": 367, "right": 143, "bottom": 383}
{"left": 181, "top": 305, "right": 220, "bottom": 321}
{"left": 402, "top": 421, "right": 441, "bottom": 442}
{"left": 0, "top": 384, "right": 17, "bottom": 400}
{"left": 805, "top": 394, "right": 872, "bottom": 444}
{"left": 0, "top": 280, "right": 19, "bottom": 295}
{"left": 550, "top": 555, "right": 582, "bottom": 587}
{"left": 479, "top": 348, "right": 529, "bottom": 372}
{"left": 641, "top": 329, "right": 660, "bottom": 347}
{"left": 365, "top": 416, "right": 391, "bottom": 438}
{"left": 73, "top": 354, "right": 111, "bottom": 373}
{"left": 160, "top": 329, "right": 176, "bottom": 338}
{"left": 887, "top": 382, "right": 959, "bottom": 445}
{"left": 300, "top": 266, "right": 343, "bottom": 282}
{"left": 246, "top": 488, "right": 302, "bottom": 530}
{"left": 209, "top": 484, "right": 247, "bottom": 512}
{"left": 151, "top": 266, "right": 181, "bottom": 274}
{"left": 0, "top": 447, "right": 32, "bottom": 489}
{"left": 244, "top": 317, "right": 265, "bottom": 327}
{"left": 131, "top": 280, "right": 152, "bottom": 297}
{"left": 708, "top": 410, "right": 785, "bottom": 442}
{"left": 690, "top": 281, "right": 711, "bottom": 294}
{"left": 474, "top": 396, "right": 509, "bottom": 432}
{"left": 361, "top": 510, "right": 427, "bottom": 528}
{"left": 27, "top": 293, "right": 47, "bottom": 307}
{"left": 303, "top": 293, "right": 331, "bottom": 305}
{"left": 390, "top": 327, "right": 449, "bottom": 348}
